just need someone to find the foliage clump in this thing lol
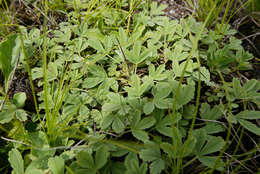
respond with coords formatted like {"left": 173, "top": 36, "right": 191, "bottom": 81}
{"left": 0, "top": 1, "right": 259, "bottom": 173}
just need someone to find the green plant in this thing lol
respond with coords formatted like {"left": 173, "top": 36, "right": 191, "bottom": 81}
{"left": 0, "top": 1, "right": 259, "bottom": 174}
{"left": 184, "top": 0, "right": 251, "bottom": 33}
{"left": 0, "top": 34, "right": 20, "bottom": 93}
{"left": 246, "top": 0, "right": 260, "bottom": 12}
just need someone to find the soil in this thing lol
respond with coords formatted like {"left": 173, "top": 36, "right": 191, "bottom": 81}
{"left": 7, "top": 69, "right": 41, "bottom": 112}
{"left": 152, "top": 0, "right": 191, "bottom": 19}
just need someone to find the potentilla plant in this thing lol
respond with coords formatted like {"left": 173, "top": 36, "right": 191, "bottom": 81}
{"left": 0, "top": 1, "right": 259, "bottom": 174}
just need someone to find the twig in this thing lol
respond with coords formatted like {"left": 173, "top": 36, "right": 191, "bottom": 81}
{"left": 1, "top": 136, "right": 88, "bottom": 151}
{"left": 223, "top": 152, "right": 255, "bottom": 174}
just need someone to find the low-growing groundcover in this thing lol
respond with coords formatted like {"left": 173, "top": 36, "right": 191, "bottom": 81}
{"left": 0, "top": 1, "right": 260, "bottom": 174}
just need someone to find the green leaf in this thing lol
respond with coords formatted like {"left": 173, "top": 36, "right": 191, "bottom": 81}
{"left": 203, "top": 122, "right": 225, "bottom": 134}
{"left": 153, "top": 82, "right": 172, "bottom": 99}
{"left": 112, "top": 116, "right": 125, "bottom": 133}
{"left": 125, "top": 75, "right": 144, "bottom": 98}
{"left": 47, "top": 62, "right": 58, "bottom": 81}
{"left": 155, "top": 118, "right": 171, "bottom": 137}
{"left": 15, "top": 109, "right": 27, "bottom": 121}
{"left": 102, "top": 93, "right": 129, "bottom": 115}
{"left": 125, "top": 42, "right": 151, "bottom": 65}
{"left": 192, "top": 67, "right": 211, "bottom": 85}
{"left": 8, "top": 148, "right": 24, "bottom": 174}
{"left": 183, "top": 137, "right": 197, "bottom": 157}
{"left": 0, "top": 34, "right": 21, "bottom": 92}
{"left": 238, "top": 119, "right": 260, "bottom": 136}
{"left": 148, "top": 64, "right": 168, "bottom": 81}
{"left": 25, "top": 169, "right": 44, "bottom": 174}
{"left": 25, "top": 155, "right": 50, "bottom": 171}
{"left": 77, "top": 151, "right": 95, "bottom": 169}
{"left": 172, "top": 59, "right": 194, "bottom": 77}
{"left": 153, "top": 82, "right": 173, "bottom": 109}
{"left": 143, "top": 102, "right": 155, "bottom": 115}
{"left": 192, "top": 129, "right": 207, "bottom": 154}
{"left": 199, "top": 136, "right": 225, "bottom": 156}
{"left": 176, "top": 84, "right": 195, "bottom": 108}
{"left": 198, "top": 156, "right": 225, "bottom": 171}
{"left": 118, "top": 27, "right": 128, "bottom": 47}
{"left": 13, "top": 92, "right": 26, "bottom": 108}
{"left": 140, "top": 145, "right": 165, "bottom": 174}
{"left": 135, "top": 117, "right": 156, "bottom": 130}
{"left": 125, "top": 152, "right": 138, "bottom": 168}
{"left": 200, "top": 103, "right": 223, "bottom": 120}
{"left": 160, "top": 142, "right": 175, "bottom": 158}
{"left": 95, "top": 146, "right": 109, "bottom": 170}
{"left": 132, "top": 129, "right": 149, "bottom": 142}
{"left": 83, "top": 65, "right": 107, "bottom": 88}
{"left": 88, "top": 37, "right": 105, "bottom": 53}
{"left": 48, "top": 156, "right": 65, "bottom": 174}
{"left": 166, "top": 45, "right": 189, "bottom": 62}
{"left": 0, "top": 109, "right": 14, "bottom": 124}
{"left": 150, "top": 159, "right": 165, "bottom": 174}
{"left": 101, "top": 114, "right": 114, "bottom": 129}
{"left": 155, "top": 112, "right": 181, "bottom": 137}
{"left": 83, "top": 77, "right": 104, "bottom": 88}
{"left": 140, "top": 146, "right": 160, "bottom": 162}
{"left": 126, "top": 160, "right": 147, "bottom": 174}
{"left": 183, "top": 104, "right": 195, "bottom": 119}
{"left": 236, "top": 111, "right": 260, "bottom": 120}
{"left": 150, "top": 2, "right": 167, "bottom": 16}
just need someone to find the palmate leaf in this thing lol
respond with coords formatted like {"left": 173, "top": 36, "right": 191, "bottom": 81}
{"left": 200, "top": 103, "right": 223, "bottom": 120}
{"left": 125, "top": 153, "right": 147, "bottom": 174}
{"left": 132, "top": 129, "right": 150, "bottom": 142}
{"left": 152, "top": 82, "right": 173, "bottom": 109}
{"left": 150, "top": 2, "right": 167, "bottom": 16}
{"left": 131, "top": 115, "right": 155, "bottom": 142}
{"left": 77, "top": 151, "right": 95, "bottom": 169}
{"left": 15, "top": 109, "right": 28, "bottom": 122}
{"left": 83, "top": 64, "right": 107, "bottom": 89}
{"left": 232, "top": 111, "right": 260, "bottom": 135}
{"left": 236, "top": 110, "right": 260, "bottom": 120}
{"left": 125, "top": 75, "right": 153, "bottom": 98}
{"left": 170, "top": 82, "right": 195, "bottom": 109}
{"left": 0, "top": 34, "right": 21, "bottom": 92}
{"left": 143, "top": 101, "right": 154, "bottom": 115}
{"left": 125, "top": 42, "right": 152, "bottom": 65}
{"left": 134, "top": 116, "right": 156, "bottom": 130}
{"left": 8, "top": 148, "right": 24, "bottom": 174}
{"left": 95, "top": 146, "right": 109, "bottom": 170}
{"left": 198, "top": 156, "right": 225, "bottom": 171}
{"left": 101, "top": 113, "right": 125, "bottom": 133}
{"left": 126, "top": 160, "right": 147, "bottom": 174}
{"left": 238, "top": 119, "right": 260, "bottom": 136}
{"left": 177, "top": 84, "right": 195, "bottom": 107}
{"left": 202, "top": 122, "right": 225, "bottom": 134}
{"left": 48, "top": 156, "right": 65, "bottom": 174}
{"left": 140, "top": 144, "right": 165, "bottom": 174}
{"left": 148, "top": 64, "right": 168, "bottom": 81}
{"left": 199, "top": 136, "right": 225, "bottom": 156}
{"left": 192, "top": 129, "right": 207, "bottom": 154}
{"left": 88, "top": 37, "right": 105, "bottom": 53}
{"left": 118, "top": 27, "right": 128, "bottom": 47}
{"left": 112, "top": 116, "right": 125, "bottom": 133}
{"left": 102, "top": 92, "right": 129, "bottom": 115}
{"left": 0, "top": 104, "right": 16, "bottom": 124}
{"left": 26, "top": 169, "right": 44, "bottom": 174}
